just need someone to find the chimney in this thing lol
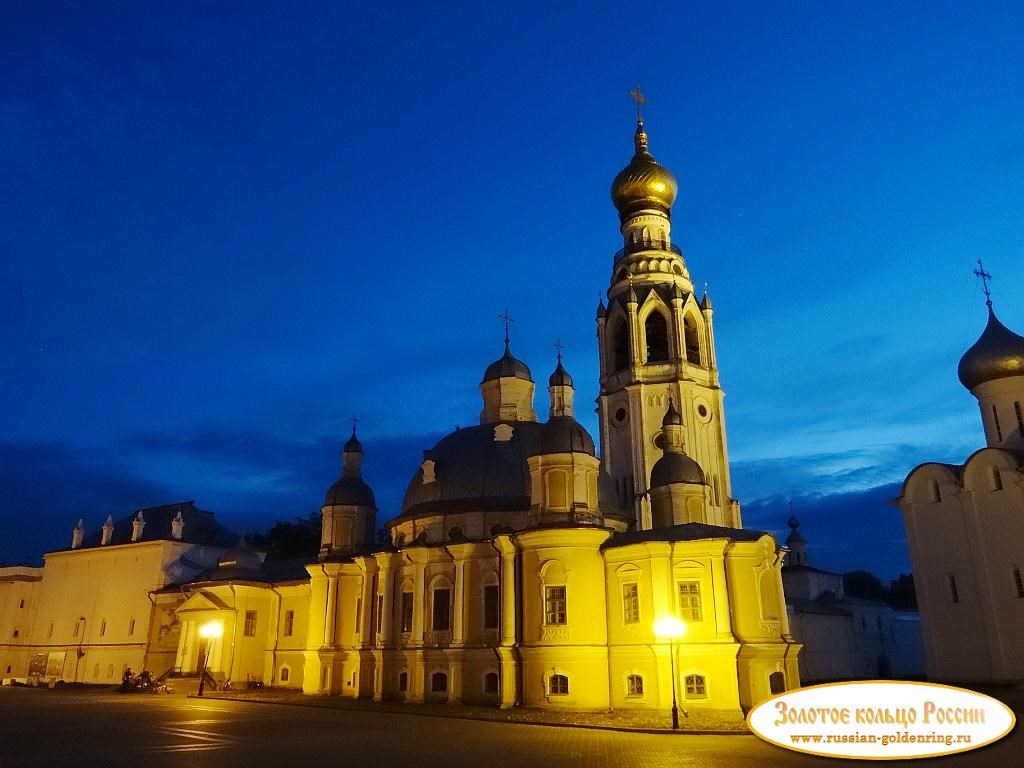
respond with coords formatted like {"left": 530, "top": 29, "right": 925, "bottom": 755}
{"left": 131, "top": 510, "right": 145, "bottom": 542}
{"left": 71, "top": 519, "right": 85, "bottom": 549}
{"left": 171, "top": 510, "right": 184, "bottom": 541}
{"left": 100, "top": 515, "right": 114, "bottom": 546}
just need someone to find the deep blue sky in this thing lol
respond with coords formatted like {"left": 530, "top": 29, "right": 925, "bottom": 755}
{"left": 3, "top": 2, "right": 1022, "bottom": 579}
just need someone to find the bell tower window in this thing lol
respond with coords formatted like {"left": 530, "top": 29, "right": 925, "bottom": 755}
{"left": 684, "top": 315, "right": 701, "bottom": 365}
{"left": 644, "top": 312, "right": 669, "bottom": 363}
{"left": 610, "top": 317, "right": 629, "bottom": 371}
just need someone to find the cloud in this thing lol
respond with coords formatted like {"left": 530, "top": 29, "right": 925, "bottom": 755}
{"left": 744, "top": 483, "right": 910, "bottom": 581}
{"left": 0, "top": 440, "right": 172, "bottom": 565}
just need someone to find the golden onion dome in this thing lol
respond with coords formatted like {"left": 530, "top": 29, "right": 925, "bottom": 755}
{"left": 957, "top": 305, "right": 1024, "bottom": 390}
{"left": 611, "top": 120, "right": 678, "bottom": 219}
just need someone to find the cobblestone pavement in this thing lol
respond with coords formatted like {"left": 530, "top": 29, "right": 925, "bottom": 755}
{"left": 0, "top": 685, "right": 1020, "bottom": 768}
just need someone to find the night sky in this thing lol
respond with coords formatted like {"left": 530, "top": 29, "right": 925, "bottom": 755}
{"left": 3, "top": 2, "right": 1023, "bottom": 580}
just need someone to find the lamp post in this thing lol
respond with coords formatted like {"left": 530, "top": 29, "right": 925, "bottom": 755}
{"left": 654, "top": 617, "right": 686, "bottom": 730}
{"left": 196, "top": 621, "right": 223, "bottom": 697}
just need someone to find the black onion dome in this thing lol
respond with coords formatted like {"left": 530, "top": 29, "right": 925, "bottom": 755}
{"left": 662, "top": 398, "right": 683, "bottom": 426}
{"left": 343, "top": 431, "right": 362, "bottom": 453}
{"left": 548, "top": 358, "right": 573, "bottom": 388}
{"left": 650, "top": 453, "right": 705, "bottom": 488}
{"left": 539, "top": 416, "right": 596, "bottom": 456}
{"left": 483, "top": 342, "right": 533, "bottom": 383}
{"left": 325, "top": 476, "right": 376, "bottom": 507}
{"left": 401, "top": 422, "right": 544, "bottom": 518}
{"left": 958, "top": 306, "right": 1024, "bottom": 390}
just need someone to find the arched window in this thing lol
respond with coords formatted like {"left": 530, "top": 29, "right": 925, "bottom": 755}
{"left": 684, "top": 674, "right": 707, "bottom": 698}
{"left": 431, "top": 585, "right": 451, "bottom": 631}
{"left": 769, "top": 671, "right": 786, "bottom": 694}
{"left": 549, "top": 674, "right": 569, "bottom": 695}
{"left": 280, "top": 666, "right": 290, "bottom": 683}
{"left": 644, "top": 311, "right": 669, "bottom": 363}
{"left": 483, "top": 672, "right": 499, "bottom": 694}
{"left": 626, "top": 674, "right": 644, "bottom": 696}
{"left": 683, "top": 315, "right": 701, "bottom": 365}
{"left": 398, "top": 671, "right": 408, "bottom": 692}
{"left": 431, "top": 671, "right": 448, "bottom": 693}
{"left": 610, "top": 317, "right": 630, "bottom": 371}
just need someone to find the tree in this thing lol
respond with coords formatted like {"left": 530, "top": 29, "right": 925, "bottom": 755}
{"left": 251, "top": 511, "right": 321, "bottom": 561}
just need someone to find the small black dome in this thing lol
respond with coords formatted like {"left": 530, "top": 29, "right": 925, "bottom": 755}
{"left": 650, "top": 453, "right": 705, "bottom": 488}
{"left": 548, "top": 358, "right": 573, "bottom": 388}
{"left": 539, "top": 416, "right": 596, "bottom": 456}
{"left": 662, "top": 398, "right": 683, "bottom": 426}
{"left": 325, "top": 476, "right": 376, "bottom": 507}
{"left": 483, "top": 342, "right": 533, "bottom": 383}
{"left": 343, "top": 431, "right": 362, "bottom": 453}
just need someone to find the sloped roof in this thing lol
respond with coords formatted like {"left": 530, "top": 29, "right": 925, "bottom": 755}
{"left": 73, "top": 501, "right": 237, "bottom": 550}
{"left": 601, "top": 522, "right": 768, "bottom": 550}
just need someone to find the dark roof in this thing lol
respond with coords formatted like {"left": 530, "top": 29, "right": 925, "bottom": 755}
{"left": 601, "top": 522, "right": 768, "bottom": 550}
{"left": 649, "top": 452, "right": 705, "bottom": 487}
{"left": 401, "top": 421, "right": 544, "bottom": 518}
{"left": 782, "top": 563, "right": 836, "bottom": 576}
{"left": 325, "top": 475, "right": 376, "bottom": 507}
{"left": 539, "top": 416, "right": 596, "bottom": 456}
{"left": 171, "top": 556, "right": 311, "bottom": 588}
{"left": 75, "top": 501, "right": 237, "bottom": 550}
{"left": 343, "top": 431, "right": 362, "bottom": 453}
{"left": 789, "top": 598, "right": 851, "bottom": 617}
{"left": 482, "top": 343, "right": 533, "bottom": 383}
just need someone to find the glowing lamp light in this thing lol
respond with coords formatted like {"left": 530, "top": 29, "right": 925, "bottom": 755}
{"left": 654, "top": 616, "right": 686, "bottom": 639}
{"left": 199, "top": 621, "right": 223, "bottom": 640}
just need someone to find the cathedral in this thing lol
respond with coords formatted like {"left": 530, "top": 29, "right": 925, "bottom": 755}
{"left": 1, "top": 115, "right": 800, "bottom": 715}
{"left": 897, "top": 284, "right": 1024, "bottom": 683}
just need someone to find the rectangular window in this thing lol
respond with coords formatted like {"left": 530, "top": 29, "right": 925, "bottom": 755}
{"left": 244, "top": 610, "right": 257, "bottom": 637}
{"left": 544, "top": 586, "right": 567, "bottom": 625}
{"left": 375, "top": 595, "right": 384, "bottom": 634}
{"left": 678, "top": 582, "right": 702, "bottom": 622}
{"left": 993, "top": 405, "right": 1003, "bottom": 442}
{"left": 626, "top": 674, "right": 644, "bottom": 696}
{"left": 1016, "top": 401, "right": 1023, "bottom": 436}
{"left": 484, "top": 585, "right": 500, "bottom": 629}
{"left": 283, "top": 610, "right": 294, "bottom": 637}
{"left": 128, "top": 618, "right": 135, "bottom": 637}
{"left": 622, "top": 583, "right": 640, "bottom": 624}
{"left": 1014, "top": 567, "right": 1024, "bottom": 599}
{"left": 47, "top": 622, "right": 53, "bottom": 639}
{"left": 18, "top": 599, "right": 25, "bottom": 609}
{"left": 355, "top": 597, "right": 362, "bottom": 634}
{"left": 400, "top": 592, "right": 414, "bottom": 633}
{"left": 948, "top": 573, "right": 959, "bottom": 603}
{"left": 99, "top": 620, "right": 106, "bottom": 637}
{"left": 432, "top": 588, "right": 451, "bottom": 631}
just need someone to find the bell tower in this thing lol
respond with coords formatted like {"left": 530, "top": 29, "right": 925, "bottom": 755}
{"left": 597, "top": 103, "right": 739, "bottom": 531}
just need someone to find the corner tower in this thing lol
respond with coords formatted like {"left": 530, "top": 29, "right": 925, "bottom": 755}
{"left": 597, "top": 114, "right": 739, "bottom": 531}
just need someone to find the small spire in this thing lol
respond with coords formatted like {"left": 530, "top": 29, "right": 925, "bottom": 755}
{"left": 596, "top": 295, "right": 607, "bottom": 319}
{"left": 499, "top": 309, "right": 514, "bottom": 351}
{"left": 662, "top": 396, "right": 683, "bottom": 427}
{"left": 973, "top": 259, "right": 993, "bottom": 308}
{"left": 787, "top": 499, "right": 799, "bottom": 530}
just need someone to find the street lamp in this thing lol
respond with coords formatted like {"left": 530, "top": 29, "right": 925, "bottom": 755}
{"left": 196, "top": 621, "right": 223, "bottom": 697}
{"left": 654, "top": 616, "right": 687, "bottom": 730}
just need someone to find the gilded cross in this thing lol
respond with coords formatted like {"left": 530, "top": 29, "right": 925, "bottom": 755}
{"left": 973, "top": 259, "right": 993, "bottom": 307}
{"left": 629, "top": 84, "right": 647, "bottom": 121}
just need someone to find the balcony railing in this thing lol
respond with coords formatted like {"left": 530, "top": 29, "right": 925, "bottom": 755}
{"left": 613, "top": 240, "right": 683, "bottom": 263}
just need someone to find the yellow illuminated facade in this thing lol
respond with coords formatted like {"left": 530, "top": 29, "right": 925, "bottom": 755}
{"left": 1, "top": 115, "right": 799, "bottom": 716}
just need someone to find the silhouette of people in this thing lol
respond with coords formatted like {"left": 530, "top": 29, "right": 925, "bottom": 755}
{"left": 121, "top": 667, "right": 133, "bottom": 693}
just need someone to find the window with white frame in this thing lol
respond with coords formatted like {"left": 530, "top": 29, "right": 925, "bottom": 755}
{"left": 626, "top": 674, "right": 644, "bottom": 696}
{"left": 678, "top": 581, "right": 702, "bottom": 622}
{"left": 544, "top": 586, "right": 567, "bottom": 625}
{"left": 549, "top": 674, "right": 569, "bottom": 695}
{"left": 685, "top": 674, "right": 707, "bottom": 698}
{"left": 622, "top": 583, "right": 640, "bottom": 624}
